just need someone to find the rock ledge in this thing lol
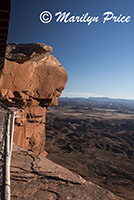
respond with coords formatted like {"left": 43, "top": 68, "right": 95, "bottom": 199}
{"left": 11, "top": 144, "right": 122, "bottom": 200}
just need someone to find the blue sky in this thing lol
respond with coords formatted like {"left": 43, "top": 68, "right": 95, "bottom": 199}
{"left": 8, "top": 0, "right": 134, "bottom": 99}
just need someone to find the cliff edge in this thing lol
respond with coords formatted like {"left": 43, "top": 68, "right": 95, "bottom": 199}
{"left": 11, "top": 144, "right": 122, "bottom": 200}
{"left": 0, "top": 43, "right": 122, "bottom": 199}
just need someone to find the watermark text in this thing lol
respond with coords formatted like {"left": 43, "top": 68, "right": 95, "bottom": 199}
{"left": 39, "top": 11, "right": 131, "bottom": 26}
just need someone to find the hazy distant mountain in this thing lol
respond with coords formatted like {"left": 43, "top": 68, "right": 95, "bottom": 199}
{"left": 88, "top": 97, "right": 134, "bottom": 103}
{"left": 60, "top": 96, "right": 134, "bottom": 103}
{"left": 59, "top": 97, "right": 134, "bottom": 110}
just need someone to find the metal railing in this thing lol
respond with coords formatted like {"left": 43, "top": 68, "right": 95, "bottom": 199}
{"left": 0, "top": 102, "right": 15, "bottom": 200}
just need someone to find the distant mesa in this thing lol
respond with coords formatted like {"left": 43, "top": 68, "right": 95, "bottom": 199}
{"left": 59, "top": 96, "right": 134, "bottom": 103}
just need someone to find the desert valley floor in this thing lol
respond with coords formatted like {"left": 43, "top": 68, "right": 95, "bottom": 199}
{"left": 45, "top": 98, "right": 134, "bottom": 200}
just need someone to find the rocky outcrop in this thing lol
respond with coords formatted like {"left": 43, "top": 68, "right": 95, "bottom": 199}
{"left": 0, "top": 43, "right": 67, "bottom": 155}
{"left": 0, "top": 43, "right": 123, "bottom": 199}
{"left": 1, "top": 43, "right": 67, "bottom": 106}
{"left": 13, "top": 107, "right": 47, "bottom": 155}
{"left": 11, "top": 144, "right": 122, "bottom": 200}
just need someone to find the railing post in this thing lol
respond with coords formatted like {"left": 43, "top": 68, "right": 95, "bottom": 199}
{"left": 4, "top": 111, "right": 15, "bottom": 200}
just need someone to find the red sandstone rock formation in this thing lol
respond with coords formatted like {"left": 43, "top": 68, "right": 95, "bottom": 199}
{"left": 0, "top": 43, "right": 67, "bottom": 155}
{"left": 0, "top": 43, "right": 123, "bottom": 199}
{"left": 11, "top": 144, "right": 122, "bottom": 200}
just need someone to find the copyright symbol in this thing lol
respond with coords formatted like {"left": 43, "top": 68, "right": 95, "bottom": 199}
{"left": 40, "top": 11, "right": 52, "bottom": 24}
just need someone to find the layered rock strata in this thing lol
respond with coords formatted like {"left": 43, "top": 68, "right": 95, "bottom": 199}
{"left": 0, "top": 43, "right": 67, "bottom": 155}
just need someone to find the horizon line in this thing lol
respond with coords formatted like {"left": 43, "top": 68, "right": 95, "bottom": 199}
{"left": 60, "top": 96, "right": 134, "bottom": 101}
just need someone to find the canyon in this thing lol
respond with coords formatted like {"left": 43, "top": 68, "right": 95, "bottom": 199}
{"left": 0, "top": 43, "right": 122, "bottom": 199}
{"left": 46, "top": 98, "right": 134, "bottom": 200}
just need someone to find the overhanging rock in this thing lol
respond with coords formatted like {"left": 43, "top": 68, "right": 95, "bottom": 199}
{"left": 0, "top": 43, "right": 67, "bottom": 155}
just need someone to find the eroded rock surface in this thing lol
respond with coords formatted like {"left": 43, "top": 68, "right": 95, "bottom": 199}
{"left": 11, "top": 144, "right": 122, "bottom": 200}
{"left": 0, "top": 43, "right": 67, "bottom": 155}
{"left": 1, "top": 43, "right": 67, "bottom": 106}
